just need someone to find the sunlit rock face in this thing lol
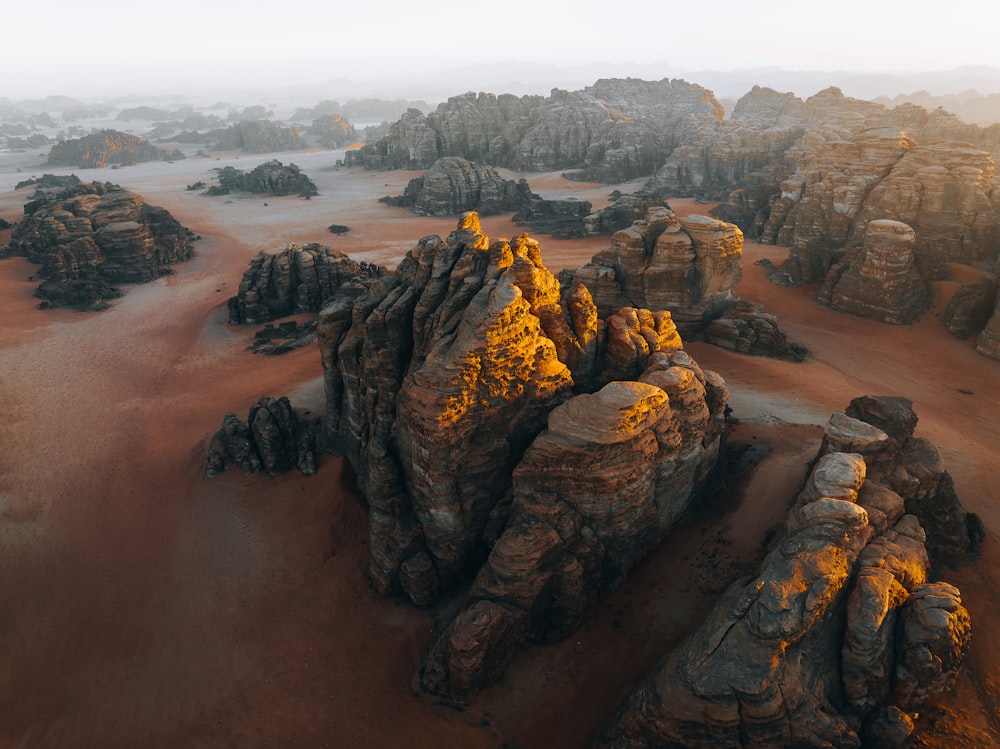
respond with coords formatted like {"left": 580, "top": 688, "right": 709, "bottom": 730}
{"left": 596, "top": 397, "right": 973, "bottom": 749}
{"left": 46, "top": 128, "right": 183, "bottom": 167}
{"left": 6, "top": 181, "right": 195, "bottom": 310}
{"left": 343, "top": 79, "right": 723, "bottom": 181}
{"left": 317, "top": 212, "right": 727, "bottom": 696}
{"left": 819, "top": 219, "right": 931, "bottom": 324}
{"left": 227, "top": 243, "right": 385, "bottom": 325}
{"left": 560, "top": 207, "right": 743, "bottom": 336}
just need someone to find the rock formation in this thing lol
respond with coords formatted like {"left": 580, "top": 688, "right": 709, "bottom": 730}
{"left": 206, "top": 396, "right": 325, "bottom": 477}
{"left": 703, "top": 300, "right": 808, "bottom": 361}
{"left": 819, "top": 219, "right": 931, "bottom": 324}
{"left": 597, "top": 397, "right": 973, "bottom": 749}
{"left": 380, "top": 157, "right": 519, "bottom": 216}
{"left": 380, "top": 157, "right": 593, "bottom": 236}
{"left": 6, "top": 181, "right": 196, "bottom": 310}
{"left": 317, "top": 212, "right": 727, "bottom": 696}
{"left": 942, "top": 274, "right": 997, "bottom": 339}
{"left": 421, "top": 355, "right": 727, "bottom": 701}
{"left": 211, "top": 120, "right": 308, "bottom": 153}
{"left": 46, "top": 129, "right": 184, "bottom": 168}
{"left": 559, "top": 207, "right": 743, "bottom": 335}
{"left": 974, "top": 293, "right": 1000, "bottom": 359}
{"left": 344, "top": 79, "right": 724, "bottom": 182}
{"left": 307, "top": 113, "right": 357, "bottom": 148}
{"left": 228, "top": 243, "right": 385, "bottom": 325}
{"left": 207, "top": 160, "right": 318, "bottom": 197}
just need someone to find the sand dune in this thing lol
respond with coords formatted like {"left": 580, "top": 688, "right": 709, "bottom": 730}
{"left": 0, "top": 147, "right": 996, "bottom": 747}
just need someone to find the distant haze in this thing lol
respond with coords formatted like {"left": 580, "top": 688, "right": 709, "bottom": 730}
{"left": 6, "top": 0, "right": 1000, "bottom": 102}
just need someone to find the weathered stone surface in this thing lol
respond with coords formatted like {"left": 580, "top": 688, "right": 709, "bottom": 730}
{"left": 560, "top": 207, "right": 743, "bottom": 335}
{"left": 597, "top": 399, "right": 972, "bottom": 749}
{"left": 212, "top": 120, "right": 308, "bottom": 153}
{"left": 228, "top": 243, "right": 385, "bottom": 325}
{"left": 207, "top": 159, "right": 318, "bottom": 197}
{"left": 344, "top": 79, "right": 723, "bottom": 182}
{"left": 314, "top": 211, "right": 727, "bottom": 701}
{"left": 380, "top": 157, "right": 518, "bottom": 216}
{"left": 307, "top": 113, "right": 357, "bottom": 148}
{"left": 421, "top": 354, "right": 725, "bottom": 701}
{"left": 46, "top": 129, "right": 184, "bottom": 167}
{"left": 703, "top": 299, "right": 808, "bottom": 361}
{"left": 206, "top": 396, "right": 324, "bottom": 477}
{"left": 6, "top": 180, "right": 195, "bottom": 310}
{"left": 842, "top": 395, "right": 974, "bottom": 559}
{"left": 820, "top": 219, "right": 931, "bottom": 324}
{"left": 943, "top": 274, "right": 998, "bottom": 339}
{"left": 975, "top": 291, "right": 1000, "bottom": 359}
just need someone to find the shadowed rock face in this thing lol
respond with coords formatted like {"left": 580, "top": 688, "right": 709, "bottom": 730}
{"left": 206, "top": 396, "right": 325, "bottom": 477}
{"left": 316, "top": 212, "right": 728, "bottom": 697}
{"left": 6, "top": 181, "right": 195, "bottom": 310}
{"left": 209, "top": 160, "right": 318, "bottom": 197}
{"left": 381, "top": 156, "right": 519, "bottom": 216}
{"left": 597, "top": 398, "right": 972, "bottom": 749}
{"left": 819, "top": 219, "right": 931, "bottom": 324}
{"left": 227, "top": 243, "right": 385, "bottom": 325}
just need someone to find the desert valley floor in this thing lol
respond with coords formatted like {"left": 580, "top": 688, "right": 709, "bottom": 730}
{"left": 1, "top": 146, "right": 998, "bottom": 748}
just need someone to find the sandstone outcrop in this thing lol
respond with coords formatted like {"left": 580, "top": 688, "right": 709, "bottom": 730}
{"left": 212, "top": 120, "right": 308, "bottom": 153}
{"left": 380, "top": 157, "right": 519, "bottom": 216}
{"left": 6, "top": 181, "right": 195, "bottom": 310}
{"left": 46, "top": 129, "right": 184, "bottom": 168}
{"left": 317, "top": 213, "right": 727, "bottom": 697}
{"left": 597, "top": 397, "right": 973, "bottom": 749}
{"left": 819, "top": 220, "right": 931, "bottom": 324}
{"left": 581, "top": 192, "right": 670, "bottom": 235}
{"left": 380, "top": 157, "right": 594, "bottom": 236}
{"left": 942, "top": 274, "right": 997, "bottom": 339}
{"left": 228, "top": 243, "right": 385, "bottom": 325}
{"left": 560, "top": 207, "right": 743, "bottom": 335}
{"left": 421, "top": 355, "right": 726, "bottom": 701}
{"left": 307, "top": 113, "right": 357, "bottom": 148}
{"left": 207, "top": 160, "right": 318, "bottom": 197}
{"left": 206, "top": 396, "right": 324, "bottom": 477}
{"left": 344, "top": 79, "right": 723, "bottom": 182}
{"left": 975, "top": 293, "right": 1000, "bottom": 359}
{"left": 703, "top": 299, "right": 808, "bottom": 361}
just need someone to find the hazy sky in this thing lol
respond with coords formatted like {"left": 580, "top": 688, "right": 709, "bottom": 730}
{"left": 6, "top": 0, "right": 999, "bottom": 99}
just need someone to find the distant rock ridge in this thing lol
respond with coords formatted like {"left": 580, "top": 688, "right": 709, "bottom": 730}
{"left": 206, "top": 159, "right": 319, "bottom": 197}
{"left": 5, "top": 180, "right": 195, "bottom": 310}
{"left": 343, "top": 78, "right": 724, "bottom": 182}
{"left": 46, "top": 129, "right": 184, "bottom": 168}
{"left": 212, "top": 120, "right": 308, "bottom": 153}
{"left": 597, "top": 395, "right": 975, "bottom": 749}
{"left": 313, "top": 212, "right": 728, "bottom": 697}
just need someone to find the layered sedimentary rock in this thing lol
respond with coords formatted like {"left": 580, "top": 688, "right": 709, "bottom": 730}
{"left": 560, "top": 207, "right": 743, "bottom": 334}
{"left": 975, "top": 294, "right": 1000, "bottom": 359}
{"left": 344, "top": 78, "right": 723, "bottom": 182}
{"left": 381, "top": 157, "right": 593, "bottom": 235}
{"left": 421, "top": 355, "right": 727, "bottom": 701}
{"left": 46, "top": 129, "right": 184, "bottom": 168}
{"left": 380, "top": 157, "right": 519, "bottom": 215}
{"left": 307, "top": 113, "right": 357, "bottom": 148}
{"left": 942, "top": 274, "right": 998, "bottom": 339}
{"left": 208, "top": 160, "right": 318, "bottom": 197}
{"left": 820, "top": 220, "right": 931, "bottom": 324}
{"left": 582, "top": 192, "right": 670, "bottom": 235}
{"left": 318, "top": 214, "right": 726, "bottom": 696}
{"left": 598, "top": 397, "right": 973, "bottom": 749}
{"left": 212, "top": 120, "right": 308, "bottom": 153}
{"left": 206, "top": 396, "right": 324, "bottom": 476}
{"left": 6, "top": 181, "right": 195, "bottom": 310}
{"left": 228, "top": 243, "right": 385, "bottom": 324}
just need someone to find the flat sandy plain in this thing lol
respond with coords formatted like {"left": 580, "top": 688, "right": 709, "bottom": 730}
{"left": 0, "top": 144, "right": 998, "bottom": 748}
